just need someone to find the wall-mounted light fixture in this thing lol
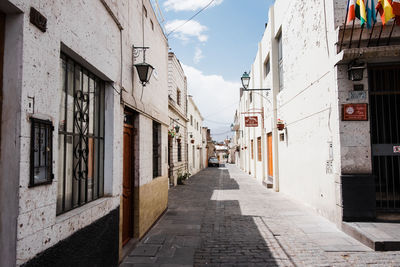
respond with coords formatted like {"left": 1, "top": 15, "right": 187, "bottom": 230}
{"left": 133, "top": 46, "right": 154, "bottom": 86}
{"left": 240, "top": 71, "right": 271, "bottom": 91}
{"left": 347, "top": 60, "right": 365, "bottom": 81}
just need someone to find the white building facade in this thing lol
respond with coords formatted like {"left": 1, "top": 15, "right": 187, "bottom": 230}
{"left": 0, "top": 1, "right": 169, "bottom": 266}
{"left": 167, "top": 52, "right": 189, "bottom": 186}
{"left": 187, "top": 96, "right": 205, "bottom": 175}
{"left": 234, "top": 0, "right": 400, "bottom": 230}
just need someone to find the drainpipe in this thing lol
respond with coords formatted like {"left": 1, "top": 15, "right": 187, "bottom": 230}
{"left": 270, "top": 6, "right": 280, "bottom": 192}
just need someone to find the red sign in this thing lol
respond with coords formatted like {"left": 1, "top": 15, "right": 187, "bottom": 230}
{"left": 342, "top": 103, "right": 368, "bottom": 121}
{"left": 394, "top": 146, "right": 400, "bottom": 153}
{"left": 245, "top": 116, "right": 258, "bottom": 127}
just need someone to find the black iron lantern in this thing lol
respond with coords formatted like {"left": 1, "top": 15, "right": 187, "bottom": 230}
{"left": 174, "top": 125, "right": 180, "bottom": 133}
{"left": 241, "top": 71, "right": 250, "bottom": 89}
{"left": 134, "top": 62, "right": 154, "bottom": 86}
{"left": 347, "top": 61, "right": 365, "bottom": 81}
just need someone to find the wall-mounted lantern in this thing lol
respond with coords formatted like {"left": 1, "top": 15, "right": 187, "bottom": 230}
{"left": 174, "top": 125, "right": 180, "bottom": 133}
{"left": 133, "top": 46, "right": 154, "bottom": 86}
{"left": 347, "top": 61, "right": 365, "bottom": 81}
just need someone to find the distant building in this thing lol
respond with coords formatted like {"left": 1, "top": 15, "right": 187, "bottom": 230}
{"left": 167, "top": 52, "right": 188, "bottom": 186}
{"left": 187, "top": 96, "right": 204, "bottom": 175}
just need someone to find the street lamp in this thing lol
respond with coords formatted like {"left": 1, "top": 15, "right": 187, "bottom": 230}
{"left": 241, "top": 71, "right": 251, "bottom": 90}
{"left": 134, "top": 62, "right": 154, "bottom": 86}
{"left": 133, "top": 46, "right": 154, "bottom": 86}
{"left": 240, "top": 72, "right": 271, "bottom": 91}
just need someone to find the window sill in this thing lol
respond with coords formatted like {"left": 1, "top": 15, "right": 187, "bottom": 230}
{"left": 55, "top": 197, "right": 113, "bottom": 224}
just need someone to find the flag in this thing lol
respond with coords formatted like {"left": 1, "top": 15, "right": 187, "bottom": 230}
{"left": 348, "top": 0, "right": 357, "bottom": 23}
{"left": 356, "top": 0, "right": 368, "bottom": 25}
{"left": 376, "top": 0, "right": 395, "bottom": 25}
{"left": 392, "top": 0, "right": 400, "bottom": 16}
{"left": 366, "top": 0, "right": 377, "bottom": 27}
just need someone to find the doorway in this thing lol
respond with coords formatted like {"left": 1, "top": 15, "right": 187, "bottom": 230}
{"left": 369, "top": 65, "right": 400, "bottom": 213}
{"left": 267, "top": 133, "right": 273, "bottom": 183}
{"left": 122, "top": 111, "right": 135, "bottom": 246}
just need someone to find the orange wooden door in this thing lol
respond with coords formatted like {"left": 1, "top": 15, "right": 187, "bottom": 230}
{"left": 267, "top": 133, "right": 273, "bottom": 177}
{"left": 122, "top": 125, "right": 134, "bottom": 245}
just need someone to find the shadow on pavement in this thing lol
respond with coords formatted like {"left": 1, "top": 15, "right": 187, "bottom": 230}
{"left": 120, "top": 166, "right": 283, "bottom": 266}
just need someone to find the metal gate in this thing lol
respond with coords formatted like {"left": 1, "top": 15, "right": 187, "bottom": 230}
{"left": 369, "top": 65, "right": 400, "bottom": 212}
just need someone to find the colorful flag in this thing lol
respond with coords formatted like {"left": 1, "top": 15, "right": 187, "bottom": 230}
{"left": 366, "top": 0, "right": 377, "bottom": 28}
{"left": 356, "top": 0, "right": 368, "bottom": 25}
{"left": 348, "top": 0, "right": 357, "bottom": 23}
{"left": 376, "top": 0, "right": 395, "bottom": 25}
{"left": 392, "top": 0, "right": 400, "bottom": 16}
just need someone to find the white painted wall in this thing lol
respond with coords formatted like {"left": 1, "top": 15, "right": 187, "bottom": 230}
{"left": 187, "top": 96, "right": 204, "bottom": 175}
{"left": 1, "top": 0, "right": 169, "bottom": 265}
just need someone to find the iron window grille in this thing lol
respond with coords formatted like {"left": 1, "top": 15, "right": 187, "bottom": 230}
{"left": 177, "top": 139, "right": 182, "bottom": 162}
{"left": 57, "top": 54, "right": 105, "bottom": 215}
{"left": 153, "top": 121, "right": 161, "bottom": 178}
{"left": 30, "top": 118, "right": 54, "bottom": 187}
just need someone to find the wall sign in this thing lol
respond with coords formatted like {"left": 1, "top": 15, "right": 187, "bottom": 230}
{"left": 394, "top": 146, "right": 400, "bottom": 153}
{"left": 30, "top": 7, "right": 47, "bottom": 32}
{"left": 342, "top": 103, "right": 368, "bottom": 121}
{"left": 245, "top": 116, "right": 258, "bottom": 127}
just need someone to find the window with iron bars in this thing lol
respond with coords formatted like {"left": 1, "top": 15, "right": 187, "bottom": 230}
{"left": 153, "top": 121, "right": 161, "bottom": 178}
{"left": 57, "top": 54, "right": 105, "bottom": 215}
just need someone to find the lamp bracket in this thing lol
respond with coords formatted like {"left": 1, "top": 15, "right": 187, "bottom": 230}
{"left": 133, "top": 46, "right": 150, "bottom": 62}
{"left": 242, "top": 88, "right": 271, "bottom": 91}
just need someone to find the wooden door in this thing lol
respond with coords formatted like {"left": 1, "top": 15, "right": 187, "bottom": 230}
{"left": 267, "top": 133, "right": 273, "bottom": 178}
{"left": 122, "top": 125, "right": 134, "bottom": 245}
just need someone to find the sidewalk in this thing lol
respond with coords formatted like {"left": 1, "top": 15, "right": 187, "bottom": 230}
{"left": 120, "top": 164, "right": 400, "bottom": 266}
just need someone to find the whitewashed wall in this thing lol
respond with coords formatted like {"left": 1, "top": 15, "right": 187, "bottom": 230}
{"left": 187, "top": 97, "right": 204, "bottom": 175}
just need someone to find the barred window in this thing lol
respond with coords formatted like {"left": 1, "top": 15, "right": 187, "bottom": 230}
{"left": 177, "top": 139, "right": 182, "bottom": 162}
{"left": 153, "top": 121, "right": 161, "bottom": 178}
{"left": 257, "top": 137, "right": 262, "bottom": 161}
{"left": 251, "top": 139, "right": 254, "bottom": 160}
{"left": 57, "top": 54, "right": 105, "bottom": 215}
{"left": 277, "top": 32, "right": 284, "bottom": 91}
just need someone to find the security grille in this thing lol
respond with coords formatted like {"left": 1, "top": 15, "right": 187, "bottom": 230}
{"left": 369, "top": 64, "right": 400, "bottom": 212}
{"left": 57, "top": 54, "right": 105, "bottom": 215}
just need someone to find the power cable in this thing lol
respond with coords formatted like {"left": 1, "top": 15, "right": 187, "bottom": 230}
{"left": 203, "top": 101, "right": 240, "bottom": 118}
{"left": 204, "top": 119, "right": 232, "bottom": 125}
{"left": 166, "top": 0, "right": 216, "bottom": 36}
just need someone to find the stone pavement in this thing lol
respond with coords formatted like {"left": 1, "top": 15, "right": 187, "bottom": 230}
{"left": 120, "top": 164, "right": 400, "bottom": 266}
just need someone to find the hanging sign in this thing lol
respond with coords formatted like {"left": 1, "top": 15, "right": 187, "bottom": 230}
{"left": 245, "top": 116, "right": 258, "bottom": 127}
{"left": 342, "top": 103, "right": 368, "bottom": 121}
{"left": 394, "top": 146, "right": 400, "bottom": 153}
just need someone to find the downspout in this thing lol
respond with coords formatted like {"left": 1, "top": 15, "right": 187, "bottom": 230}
{"left": 270, "top": 6, "right": 280, "bottom": 192}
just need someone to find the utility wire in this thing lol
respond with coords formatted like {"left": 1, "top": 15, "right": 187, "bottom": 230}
{"left": 166, "top": 0, "right": 215, "bottom": 36}
{"left": 203, "top": 101, "right": 240, "bottom": 118}
{"left": 204, "top": 119, "right": 232, "bottom": 125}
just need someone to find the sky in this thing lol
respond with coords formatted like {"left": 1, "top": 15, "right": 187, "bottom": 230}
{"left": 153, "top": 0, "right": 275, "bottom": 141}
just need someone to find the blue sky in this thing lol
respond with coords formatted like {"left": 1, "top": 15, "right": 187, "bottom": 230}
{"left": 155, "top": 0, "right": 275, "bottom": 141}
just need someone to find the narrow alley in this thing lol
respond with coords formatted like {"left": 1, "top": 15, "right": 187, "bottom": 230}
{"left": 121, "top": 165, "right": 400, "bottom": 266}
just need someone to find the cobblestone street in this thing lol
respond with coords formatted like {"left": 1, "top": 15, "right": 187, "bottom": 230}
{"left": 121, "top": 165, "right": 400, "bottom": 266}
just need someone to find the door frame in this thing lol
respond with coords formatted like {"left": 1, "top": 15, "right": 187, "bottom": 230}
{"left": 121, "top": 110, "right": 138, "bottom": 250}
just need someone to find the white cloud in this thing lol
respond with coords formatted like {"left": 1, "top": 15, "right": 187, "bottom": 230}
{"left": 193, "top": 47, "right": 203, "bottom": 64}
{"left": 182, "top": 64, "right": 240, "bottom": 141}
{"left": 164, "top": 0, "right": 223, "bottom": 12}
{"left": 165, "top": 20, "right": 208, "bottom": 42}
